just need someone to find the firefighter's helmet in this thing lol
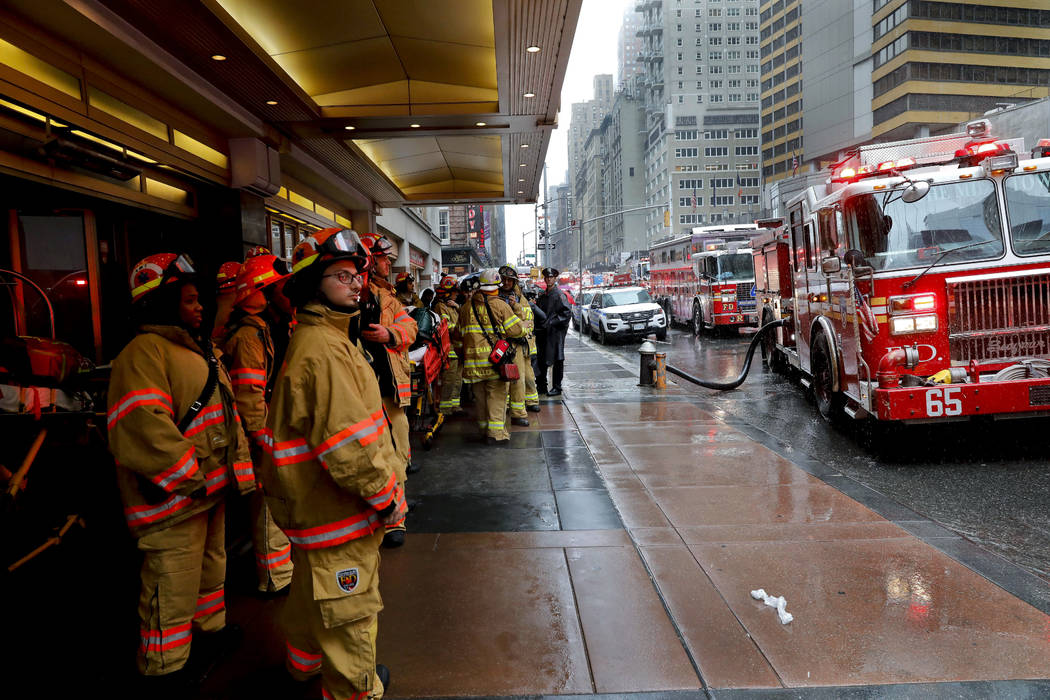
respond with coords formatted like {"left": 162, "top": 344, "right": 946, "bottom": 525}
{"left": 395, "top": 271, "right": 412, "bottom": 286}
{"left": 479, "top": 268, "right": 501, "bottom": 291}
{"left": 436, "top": 275, "right": 457, "bottom": 296}
{"left": 498, "top": 265, "right": 516, "bottom": 280}
{"left": 460, "top": 273, "right": 480, "bottom": 293}
{"left": 130, "top": 253, "right": 196, "bottom": 303}
{"left": 361, "top": 233, "right": 398, "bottom": 262}
{"left": 244, "top": 245, "right": 272, "bottom": 260}
{"left": 286, "top": 228, "right": 369, "bottom": 306}
{"left": 234, "top": 254, "right": 292, "bottom": 305}
{"left": 291, "top": 228, "right": 369, "bottom": 276}
{"left": 216, "top": 261, "right": 241, "bottom": 293}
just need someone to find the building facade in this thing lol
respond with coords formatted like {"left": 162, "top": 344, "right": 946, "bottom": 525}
{"left": 759, "top": 0, "right": 803, "bottom": 183}
{"left": 636, "top": 0, "right": 763, "bottom": 247}
{"left": 618, "top": 8, "right": 646, "bottom": 92}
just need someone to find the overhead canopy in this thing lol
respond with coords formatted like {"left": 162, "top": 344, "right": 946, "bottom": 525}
{"left": 2, "top": 0, "right": 581, "bottom": 207}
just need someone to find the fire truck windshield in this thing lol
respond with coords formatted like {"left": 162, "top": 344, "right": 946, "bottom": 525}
{"left": 843, "top": 180, "right": 1004, "bottom": 272}
{"left": 716, "top": 253, "right": 754, "bottom": 281}
{"left": 1004, "top": 172, "right": 1050, "bottom": 256}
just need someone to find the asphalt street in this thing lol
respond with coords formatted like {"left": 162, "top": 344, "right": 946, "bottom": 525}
{"left": 581, "top": 325, "right": 1050, "bottom": 585}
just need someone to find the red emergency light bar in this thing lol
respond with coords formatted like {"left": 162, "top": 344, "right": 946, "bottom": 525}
{"left": 1032, "top": 138, "right": 1050, "bottom": 159}
{"left": 832, "top": 140, "right": 1016, "bottom": 183}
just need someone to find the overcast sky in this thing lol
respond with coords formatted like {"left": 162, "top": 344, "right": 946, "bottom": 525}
{"left": 504, "top": 0, "right": 633, "bottom": 265}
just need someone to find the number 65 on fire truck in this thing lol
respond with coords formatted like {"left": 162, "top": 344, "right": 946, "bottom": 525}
{"left": 754, "top": 119, "right": 1050, "bottom": 423}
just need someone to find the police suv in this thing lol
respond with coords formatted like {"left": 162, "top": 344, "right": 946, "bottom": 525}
{"left": 586, "top": 286, "right": 668, "bottom": 344}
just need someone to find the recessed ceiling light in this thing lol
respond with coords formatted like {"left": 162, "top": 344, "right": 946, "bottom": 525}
{"left": 519, "top": 163, "right": 527, "bottom": 167}
{"left": 410, "top": 123, "right": 421, "bottom": 128}
{"left": 211, "top": 54, "right": 227, "bottom": 61}
{"left": 518, "top": 178, "right": 525, "bottom": 182}
{"left": 266, "top": 100, "right": 278, "bottom": 105}
{"left": 523, "top": 92, "right": 535, "bottom": 98}
{"left": 344, "top": 125, "right": 356, "bottom": 130}
{"left": 526, "top": 46, "right": 540, "bottom": 53}
{"left": 518, "top": 190, "right": 524, "bottom": 194}
{"left": 520, "top": 143, "right": 529, "bottom": 148}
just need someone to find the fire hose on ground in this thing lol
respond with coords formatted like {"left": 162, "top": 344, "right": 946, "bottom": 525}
{"left": 640, "top": 319, "right": 787, "bottom": 390}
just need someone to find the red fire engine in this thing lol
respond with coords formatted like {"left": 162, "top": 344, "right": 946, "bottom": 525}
{"left": 649, "top": 223, "right": 761, "bottom": 330}
{"left": 755, "top": 119, "right": 1050, "bottom": 423}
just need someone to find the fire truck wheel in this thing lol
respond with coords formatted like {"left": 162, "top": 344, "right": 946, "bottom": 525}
{"left": 761, "top": 312, "right": 785, "bottom": 373}
{"left": 811, "top": 332, "right": 844, "bottom": 421}
{"left": 692, "top": 304, "right": 704, "bottom": 336}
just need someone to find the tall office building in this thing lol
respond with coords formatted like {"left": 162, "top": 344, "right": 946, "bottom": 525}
{"left": 758, "top": 0, "right": 802, "bottom": 183}
{"left": 567, "top": 74, "right": 615, "bottom": 215}
{"left": 618, "top": 9, "right": 646, "bottom": 93}
{"left": 763, "top": 0, "right": 1049, "bottom": 207}
{"left": 635, "top": 0, "right": 763, "bottom": 248}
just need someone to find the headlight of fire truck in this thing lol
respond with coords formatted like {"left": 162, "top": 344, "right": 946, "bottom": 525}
{"left": 888, "top": 293, "right": 938, "bottom": 335}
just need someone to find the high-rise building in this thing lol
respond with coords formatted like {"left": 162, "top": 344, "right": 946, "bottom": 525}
{"left": 548, "top": 181, "right": 573, "bottom": 271}
{"left": 758, "top": 0, "right": 802, "bottom": 184}
{"left": 618, "top": 8, "right": 646, "bottom": 93}
{"left": 762, "top": 0, "right": 1050, "bottom": 207}
{"left": 635, "top": 0, "right": 763, "bottom": 247}
{"left": 574, "top": 92, "right": 647, "bottom": 267}
{"left": 568, "top": 75, "right": 615, "bottom": 212}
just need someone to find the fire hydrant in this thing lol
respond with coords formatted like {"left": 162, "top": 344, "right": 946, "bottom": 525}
{"left": 638, "top": 340, "right": 657, "bottom": 386}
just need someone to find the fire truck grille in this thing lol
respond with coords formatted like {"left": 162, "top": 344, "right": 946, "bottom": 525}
{"left": 947, "top": 272, "right": 1050, "bottom": 364}
{"left": 736, "top": 283, "right": 757, "bottom": 311}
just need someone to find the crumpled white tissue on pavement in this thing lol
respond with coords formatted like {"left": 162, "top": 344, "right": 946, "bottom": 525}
{"left": 750, "top": 588, "right": 794, "bottom": 624}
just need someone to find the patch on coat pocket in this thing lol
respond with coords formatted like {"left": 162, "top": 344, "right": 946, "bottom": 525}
{"left": 336, "top": 567, "right": 359, "bottom": 593}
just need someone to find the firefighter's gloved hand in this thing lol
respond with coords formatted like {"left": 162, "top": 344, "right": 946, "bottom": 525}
{"left": 379, "top": 483, "right": 408, "bottom": 527}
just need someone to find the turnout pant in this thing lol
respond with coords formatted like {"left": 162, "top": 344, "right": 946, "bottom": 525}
{"left": 438, "top": 357, "right": 463, "bottom": 414}
{"left": 381, "top": 396, "right": 409, "bottom": 534}
{"left": 524, "top": 351, "right": 539, "bottom": 406}
{"left": 250, "top": 443, "right": 293, "bottom": 592}
{"left": 507, "top": 350, "right": 529, "bottom": 418}
{"left": 136, "top": 502, "right": 226, "bottom": 675}
{"left": 472, "top": 379, "right": 510, "bottom": 440}
{"left": 283, "top": 531, "right": 385, "bottom": 699}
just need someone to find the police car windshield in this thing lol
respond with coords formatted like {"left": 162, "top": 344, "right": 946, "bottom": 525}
{"left": 717, "top": 253, "right": 754, "bottom": 281}
{"left": 604, "top": 289, "right": 652, "bottom": 306}
{"left": 844, "top": 180, "right": 1004, "bottom": 272}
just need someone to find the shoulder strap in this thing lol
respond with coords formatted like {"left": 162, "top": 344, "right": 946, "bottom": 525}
{"left": 481, "top": 295, "right": 505, "bottom": 340}
{"left": 178, "top": 340, "right": 219, "bottom": 433}
{"left": 472, "top": 302, "right": 497, "bottom": 349}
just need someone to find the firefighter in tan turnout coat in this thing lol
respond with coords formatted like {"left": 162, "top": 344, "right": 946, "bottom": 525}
{"left": 259, "top": 228, "right": 405, "bottom": 698}
{"left": 222, "top": 252, "right": 294, "bottom": 593}
{"left": 107, "top": 253, "right": 254, "bottom": 687}
{"left": 360, "top": 234, "right": 417, "bottom": 549}
{"left": 456, "top": 268, "right": 525, "bottom": 444}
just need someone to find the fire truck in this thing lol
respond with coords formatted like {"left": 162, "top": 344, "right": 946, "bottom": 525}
{"left": 754, "top": 119, "right": 1050, "bottom": 423}
{"left": 649, "top": 223, "right": 759, "bottom": 329}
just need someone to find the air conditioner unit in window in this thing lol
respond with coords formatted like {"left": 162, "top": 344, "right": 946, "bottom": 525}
{"left": 229, "top": 138, "right": 281, "bottom": 197}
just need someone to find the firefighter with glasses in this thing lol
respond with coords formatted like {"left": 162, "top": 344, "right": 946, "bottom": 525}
{"left": 107, "top": 253, "right": 254, "bottom": 693}
{"left": 260, "top": 228, "right": 405, "bottom": 698}
{"left": 222, "top": 253, "right": 295, "bottom": 594}
{"left": 360, "top": 234, "right": 418, "bottom": 548}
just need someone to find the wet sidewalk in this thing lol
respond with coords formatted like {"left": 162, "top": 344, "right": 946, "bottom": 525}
{"left": 203, "top": 335, "right": 1050, "bottom": 699}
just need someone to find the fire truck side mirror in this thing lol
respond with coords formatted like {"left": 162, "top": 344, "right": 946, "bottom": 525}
{"left": 901, "top": 180, "right": 931, "bottom": 204}
{"left": 820, "top": 256, "right": 841, "bottom": 275}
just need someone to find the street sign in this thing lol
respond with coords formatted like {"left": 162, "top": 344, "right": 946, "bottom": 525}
{"left": 536, "top": 243, "right": 555, "bottom": 250}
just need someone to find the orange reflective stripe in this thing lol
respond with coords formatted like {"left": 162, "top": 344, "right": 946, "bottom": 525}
{"left": 124, "top": 493, "right": 191, "bottom": 527}
{"left": 315, "top": 409, "right": 386, "bottom": 465}
{"left": 183, "top": 403, "right": 224, "bottom": 437}
{"left": 204, "top": 466, "right": 228, "bottom": 495}
{"left": 193, "top": 589, "right": 225, "bottom": 619}
{"left": 257, "top": 544, "right": 292, "bottom": 570}
{"left": 363, "top": 472, "right": 397, "bottom": 510}
{"left": 107, "top": 388, "right": 173, "bottom": 428}
{"left": 231, "top": 368, "right": 266, "bottom": 386}
{"left": 287, "top": 642, "right": 321, "bottom": 673}
{"left": 140, "top": 622, "right": 191, "bottom": 653}
{"left": 233, "top": 461, "right": 254, "bottom": 483}
{"left": 152, "top": 446, "right": 198, "bottom": 491}
{"left": 284, "top": 511, "right": 381, "bottom": 549}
